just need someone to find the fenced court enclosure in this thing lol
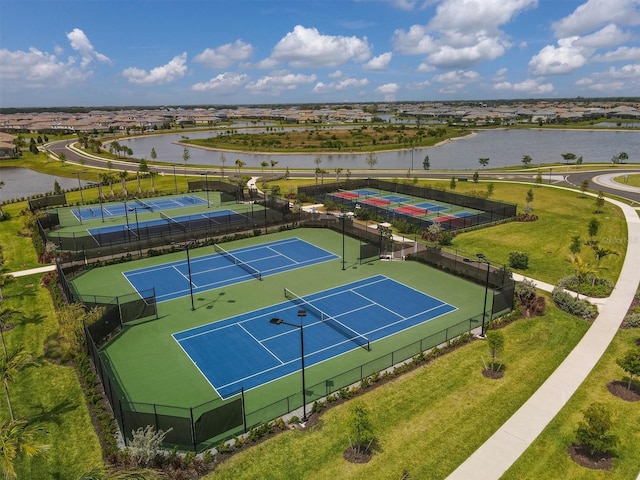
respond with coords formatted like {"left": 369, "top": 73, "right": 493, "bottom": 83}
{"left": 39, "top": 179, "right": 515, "bottom": 451}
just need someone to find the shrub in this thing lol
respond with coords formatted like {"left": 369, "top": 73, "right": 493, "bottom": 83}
{"left": 575, "top": 403, "right": 618, "bottom": 457}
{"left": 552, "top": 287, "right": 598, "bottom": 320}
{"left": 129, "top": 425, "right": 172, "bottom": 467}
{"left": 557, "top": 275, "right": 614, "bottom": 298}
{"left": 622, "top": 313, "right": 640, "bottom": 329}
{"left": 509, "top": 251, "right": 529, "bottom": 269}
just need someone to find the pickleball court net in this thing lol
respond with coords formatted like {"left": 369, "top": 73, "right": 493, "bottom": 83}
{"left": 134, "top": 197, "right": 154, "bottom": 211}
{"left": 284, "top": 288, "right": 370, "bottom": 351}
{"left": 160, "top": 211, "right": 187, "bottom": 232}
{"left": 213, "top": 243, "right": 262, "bottom": 280}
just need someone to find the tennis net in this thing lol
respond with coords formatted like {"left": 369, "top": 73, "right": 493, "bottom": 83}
{"left": 284, "top": 288, "right": 370, "bottom": 351}
{"left": 160, "top": 211, "right": 187, "bottom": 232}
{"left": 213, "top": 243, "right": 262, "bottom": 281}
{"left": 134, "top": 197, "right": 153, "bottom": 211}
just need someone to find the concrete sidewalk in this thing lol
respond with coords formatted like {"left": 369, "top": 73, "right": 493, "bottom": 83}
{"left": 9, "top": 264, "right": 56, "bottom": 277}
{"left": 447, "top": 196, "right": 640, "bottom": 480}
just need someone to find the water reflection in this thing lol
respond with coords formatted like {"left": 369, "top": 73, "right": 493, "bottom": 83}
{"left": 120, "top": 128, "right": 640, "bottom": 170}
{"left": 0, "top": 167, "right": 91, "bottom": 201}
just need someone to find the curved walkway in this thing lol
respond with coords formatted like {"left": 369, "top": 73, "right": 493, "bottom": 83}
{"left": 447, "top": 189, "right": 640, "bottom": 480}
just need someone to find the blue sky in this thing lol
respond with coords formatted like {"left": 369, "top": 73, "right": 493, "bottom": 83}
{"left": 1, "top": 0, "right": 639, "bottom": 108}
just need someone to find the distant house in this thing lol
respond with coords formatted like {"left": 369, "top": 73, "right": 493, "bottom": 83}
{"left": 0, "top": 132, "right": 16, "bottom": 159}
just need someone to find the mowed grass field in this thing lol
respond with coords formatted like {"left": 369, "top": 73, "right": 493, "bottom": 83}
{"left": 73, "top": 228, "right": 488, "bottom": 412}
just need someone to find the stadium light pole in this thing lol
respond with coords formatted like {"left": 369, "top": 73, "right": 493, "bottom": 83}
{"left": 186, "top": 241, "right": 196, "bottom": 311}
{"left": 476, "top": 253, "right": 491, "bottom": 338}
{"left": 202, "top": 172, "right": 211, "bottom": 208}
{"left": 128, "top": 206, "right": 142, "bottom": 258}
{"left": 75, "top": 170, "right": 86, "bottom": 205}
{"left": 270, "top": 309, "right": 308, "bottom": 422}
{"left": 339, "top": 212, "right": 347, "bottom": 270}
{"left": 172, "top": 165, "right": 178, "bottom": 194}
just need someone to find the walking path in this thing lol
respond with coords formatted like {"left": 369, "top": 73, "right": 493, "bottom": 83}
{"left": 447, "top": 193, "right": 640, "bottom": 480}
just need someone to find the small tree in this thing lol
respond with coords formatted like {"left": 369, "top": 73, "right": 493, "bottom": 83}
{"left": 616, "top": 350, "right": 640, "bottom": 390}
{"left": 535, "top": 170, "right": 543, "bottom": 187}
{"left": 575, "top": 403, "right": 617, "bottom": 457}
{"left": 366, "top": 152, "right": 378, "bottom": 169}
{"left": 595, "top": 191, "right": 605, "bottom": 213}
{"left": 485, "top": 330, "right": 504, "bottom": 372}
{"left": 347, "top": 401, "right": 375, "bottom": 456}
{"left": 486, "top": 183, "right": 495, "bottom": 198}
{"left": 580, "top": 179, "right": 589, "bottom": 196}
{"left": 522, "top": 155, "right": 532, "bottom": 167}
{"left": 561, "top": 152, "right": 577, "bottom": 164}
{"left": 423, "top": 154, "right": 430, "bottom": 170}
{"left": 588, "top": 218, "right": 600, "bottom": 239}
{"left": 478, "top": 157, "right": 489, "bottom": 169}
{"left": 570, "top": 235, "right": 582, "bottom": 255}
{"left": 449, "top": 177, "right": 457, "bottom": 190}
{"left": 509, "top": 251, "right": 529, "bottom": 269}
{"left": 472, "top": 171, "right": 479, "bottom": 183}
{"left": 526, "top": 188, "right": 534, "bottom": 205}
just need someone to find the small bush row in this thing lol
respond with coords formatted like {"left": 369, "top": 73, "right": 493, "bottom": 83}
{"left": 552, "top": 287, "right": 598, "bottom": 320}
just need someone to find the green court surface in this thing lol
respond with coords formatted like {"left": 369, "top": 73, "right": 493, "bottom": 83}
{"left": 74, "top": 228, "right": 489, "bottom": 414}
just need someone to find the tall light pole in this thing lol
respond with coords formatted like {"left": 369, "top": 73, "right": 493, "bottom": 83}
{"left": 128, "top": 206, "right": 142, "bottom": 257}
{"left": 186, "top": 241, "right": 195, "bottom": 311}
{"left": 202, "top": 172, "right": 210, "bottom": 208}
{"left": 75, "top": 170, "right": 86, "bottom": 205}
{"left": 339, "top": 212, "right": 347, "bottom": 270}
{"left": 172, "top": 165, "right": 178, "bottom": 194}
{"left": 476, "top": 253, "right": 491, "bottom": 338}
{"left": 270, "top": 309, "right": 308, "bottom": 422}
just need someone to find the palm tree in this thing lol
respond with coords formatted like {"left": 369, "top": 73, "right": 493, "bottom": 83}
{"left": 0, "top": 419, "right": 49, "bottom": 479}
{"left": 592, "top": 246, "right": 618, "bottom": 268}
{"left": 119, "top": 171, "right": 128, "bottom": 198}
{"left": 220, "top": 153, "right": 227, "bottom": 178}
{"left": 260, "top": 161, "right": 268, "bottom": 174}
{"left": 234, "top": 159, "right": 245, "bottom": 175}
{"left": 270, "top": 159, "right": 278, "bottom": 174}
{"left": 335, "top": 167, "right": 343, "bottom": 183}
{"left": 0, "top": 307, "right": 19, "bottom": 356}
{"left": 0, "top": 349, "right": 35, "bottom": 420}
{"left": 568, "top": 254, "right": 596, "bottom": 297}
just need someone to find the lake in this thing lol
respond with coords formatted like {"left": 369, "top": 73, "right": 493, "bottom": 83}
{"left": 0, "top": 167, "right": 92, "bottom": 202}
{"left": 118, "top": 128, "right": 640, "bottom": 170}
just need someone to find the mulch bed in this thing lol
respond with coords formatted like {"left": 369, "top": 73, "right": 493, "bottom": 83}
{"left": 606, "top": 380, "right": 640, "bottom": 402}
{"left": 482, "top": 368, "right": 504, "bottom": 379}
{"left": 343, "top": 447, "right": 372, "bottom": 464}
{"left": 567, "top": 444, "right": 614, "bottom": 470}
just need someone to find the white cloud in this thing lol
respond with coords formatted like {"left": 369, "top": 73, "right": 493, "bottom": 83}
{"left": 246, "top": 70, "right": 316, "bottom": 96}
{"left": 575, "top": 24, "right": 634, "bottom": 48}
{"left": 122, "top": 53, "right": 188, "bottom": 85}
{"left": 416, "top": 62, "right": 436, "bottom": 72}
{"left": 575, "top": 64, "right": 640, "bottom": 92}
{"left": 0, "top": 47, "right": 88, "bottom": 87}
{"left": 552, "top": 0, "right": 640, "bottom": 38}
{"left": 364, "top": 52, "right": 392, "bottom": 70}
{"left": 375, "top": 83, "right": 399, "bottom": 101}
{"left": 193, "top": 40, "right": 254, "bottom": 68}
{"left": 592, "top": 46, "right": 640, "bottom": 62}
{"left": 392, "top": 0, "right": 537, "bottom": 68}
{"left": 493, "top": 77, "right": 554, "bottom": 94}
{"left": 266, "top": 25, "right": 371, "bottom": 68}
{"left": 191, "top": 72, "right": 249, "bottom": 92}
{"left": 312, "top": 77, "right": 369, "bottom": 94}
{"left": 433, "top": 69, "right": 481, "bottom": 83}
{"left": 493, "top": 67, "right": 508, "bottom": 81}
{"left": 528, "top": 37, "right": 588, "bottom": 75}
{"left": 67, "top": 28, "right": 110, "bottom": 68}
{"left": 329, "top": 70, "right": 343, "bottom": 78}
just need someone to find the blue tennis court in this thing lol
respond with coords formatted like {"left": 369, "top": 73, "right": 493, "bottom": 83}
{"left": 124, "top": 238, "right": 339, "bottom": 302}
{"left": 71, "top": 195, "right": 207, "bottom": 221}
{"left": 352, "top": 188, "right": 380, "bottom": 197}
{"left": 414, "top": 202, "right": 448, "bottom": 212}
{"left": 173, "top": 275, "right": 457, "bottom": 398}
{"left": 381, "top": 195, "right": 411, "bottom": 203}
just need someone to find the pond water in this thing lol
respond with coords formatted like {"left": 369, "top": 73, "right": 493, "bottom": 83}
{"left": 119, "top": 128, "right": 640, "bottom": 171}
{"left": 0, "top": 167, "right": 91, "bottom": 202}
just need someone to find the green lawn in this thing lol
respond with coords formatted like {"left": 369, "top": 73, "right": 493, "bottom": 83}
{"left": 504, "top": 329, "right": 640, "bottom": 480}
{"left": 0, "top": 203, "right": 102, "bottom": 479}
{"left": 613, "top": 174, "right": 640, "bottom": 188}
{"left": 204, "top": 305, "right": 591, "bottom": 480}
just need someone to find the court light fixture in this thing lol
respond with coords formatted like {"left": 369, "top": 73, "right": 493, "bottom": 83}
{"left": 269, "top": 312, "right": 308, "bottom": 422}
